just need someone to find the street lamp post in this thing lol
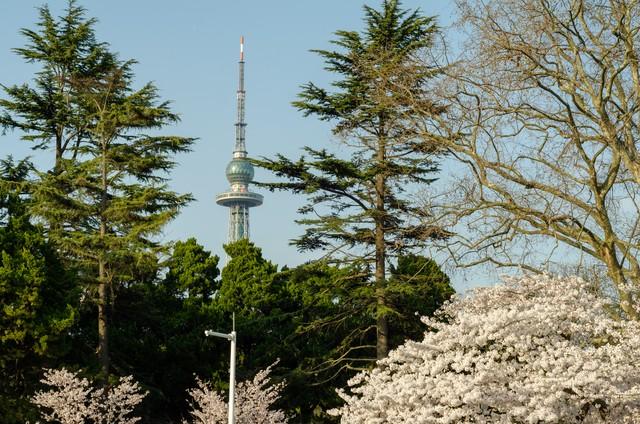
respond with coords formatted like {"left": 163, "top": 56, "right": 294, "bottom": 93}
{"left": 205, "top": 314, "right": 236, "bottom": 424}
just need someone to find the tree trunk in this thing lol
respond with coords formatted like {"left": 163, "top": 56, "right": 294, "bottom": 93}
{"left": 375, "top": 139, "right": 388, "bottom": 360}
{"left": 97, "top": 258, "right": 109, "bottom": 382}
{"left": 54, "top": 132, "right": 63, "bottom": 175}
{"left": 602, "top": 244, "right": 639, "bottom": 320}
{"left": 97, "top": 140, "right": 109, "bottom": 383}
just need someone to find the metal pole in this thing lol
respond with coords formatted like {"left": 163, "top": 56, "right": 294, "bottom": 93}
{"left": 228, "top": 314, "right": 236, "bottom": 424}
{"left": 204, "top": 313, "right": 237, "bottom": 424}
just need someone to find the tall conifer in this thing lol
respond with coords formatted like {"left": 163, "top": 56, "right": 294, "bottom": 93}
{"left": 256, "top": 0, "right": 448, "bottom": 359}
{"left": 32, "top": 58, "right": 194, "bottom": 381}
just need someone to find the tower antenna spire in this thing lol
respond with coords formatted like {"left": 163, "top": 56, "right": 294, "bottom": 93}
{"left": 234, "top": 35, "right": 246, "bottom": 158}
{"left": 216, "top": 37, "right": 263, "bottom": 243}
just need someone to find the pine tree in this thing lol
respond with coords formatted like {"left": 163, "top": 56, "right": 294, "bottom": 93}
{"left": 31, "top": 58, "right": 194, "bottom": 382}
{"left": 256, "top": 0, "right": 447, "bottom": 359}
{"left": 0, "top": 0, "right": 116, "bottom": 171}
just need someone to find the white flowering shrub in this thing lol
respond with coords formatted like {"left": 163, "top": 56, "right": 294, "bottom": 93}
{"left": 183, "top": 362, "right": 288, "bottom": 424}
{"left": 333, "top": 275, "right": 640, "bottom": 423}
{"left": 31, "top": 368, "right": 146, "bottom": 424}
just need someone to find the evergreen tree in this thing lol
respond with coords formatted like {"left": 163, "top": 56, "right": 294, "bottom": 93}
{"left": 256, "top": 0, "right": 447, "bottom": 360}
{"left": 215, "top": 240, "right": 290, "bottom": 382}
{"left": 0, "top": 157, "right": 78, "bottom": 423}
{"left": 31, "top": 57, "right": 194, "bottom": 382}
{"left": 388, "top": 254, "right": 454, "bottom": 345}
{"left": 217, "top": 239, "right": 280, "bottom": 316}
{"left": 78, "top": 237, "right": 224, "bottom": 423}
{"left": 164, "top": 238, "right": 220, "bottom": 301}
{"left": 0, "top": 0, "right": 116, "bottom": 171}
{"left": 281, "top": 261, "right": 370, "bottom": 422}
{"left": 215, "top": 241, "right": 307, "bottom": 418}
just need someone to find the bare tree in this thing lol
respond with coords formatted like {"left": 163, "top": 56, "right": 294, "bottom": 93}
{"left": 420, "top": 0, "right": 640, "bottom": 318}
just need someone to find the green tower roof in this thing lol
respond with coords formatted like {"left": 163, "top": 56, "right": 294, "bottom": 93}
{"left": 225, "top": 158, "right": 254, "bottom": 184}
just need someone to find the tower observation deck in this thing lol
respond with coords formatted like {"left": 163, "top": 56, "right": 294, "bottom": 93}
{"left": 216, "top": 37, "right": 263, "bottom": 242}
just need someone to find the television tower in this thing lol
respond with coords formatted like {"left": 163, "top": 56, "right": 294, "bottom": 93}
{"left": 216, "top": 37, "right": 263, "bottom": 242}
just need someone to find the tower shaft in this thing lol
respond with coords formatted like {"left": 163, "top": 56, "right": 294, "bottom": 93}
{"left": 229, "top": 204, "right": 250, "bottom": 241}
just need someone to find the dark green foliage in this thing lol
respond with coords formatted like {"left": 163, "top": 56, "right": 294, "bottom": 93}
{"left": 215, "top": 240, "right": 292, "bottom": 383}
{"left": 164, "top": 238, "right": 220, "bottom": 301}
{"left": 66, "top": 237, "right": 225, "bottom": 423}
{"left": 217, "top": 239, "right": 280, "bottom": 315}
{"left": 110, "top": 281, "right": 225, "bottom": 423}
{"left": 388, "top": 254, "right": 454, "bottom": 345}
{"left": 279, "top": 256, "right": 452, "bottom": 422}
{"left": 285, "top": 262, "right": 376, "bottom": 372}
{"left": 214, "top": 240, "right": 337, "bottom": 422}
{"left": 0, "top": 158, "right": 78, "bottom": 424}
{"left": 280, "top": 262, "right": 371, "bottom": 423}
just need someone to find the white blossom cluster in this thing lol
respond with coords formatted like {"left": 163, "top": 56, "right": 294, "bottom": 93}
{"left": 31, "top": 368, "right": 146, "bottom": 424}
{"left": 333, "top": 275, "right": 640, "bottom": 423}
{"left": 620, "top": 280, "right": 640, "bottom": 319}
{"left": 183, "top": 362, "right": 288, "bottom": 424}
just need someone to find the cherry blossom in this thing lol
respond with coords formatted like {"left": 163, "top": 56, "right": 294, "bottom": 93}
{"left": 333, "top": 275, "right": 640, "bottom": 423}
{"left": 183, "top": 362, "right": 288, "bottom": 424}
{"left": 31, "top": 368, "right": 146, "bottom": 424}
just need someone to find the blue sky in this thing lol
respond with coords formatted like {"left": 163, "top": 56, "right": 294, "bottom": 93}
{"left": 0, "top": 1, "right": 474, "bottom": 288}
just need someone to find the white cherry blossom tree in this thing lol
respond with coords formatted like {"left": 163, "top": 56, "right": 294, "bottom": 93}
{"left": 183, "top": 362, "right": 288, "bottom": 424}
{"left": 333, "top": 275, "right": 640, "bottom": 423}
{"left": 31, "top": 368, "right": 146, "bottom": 424}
